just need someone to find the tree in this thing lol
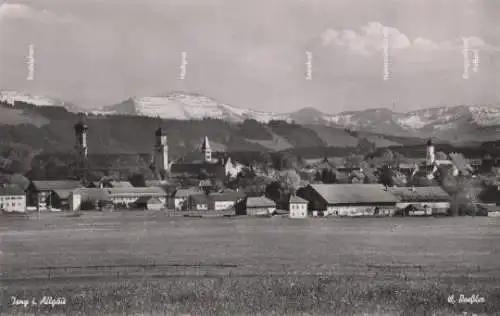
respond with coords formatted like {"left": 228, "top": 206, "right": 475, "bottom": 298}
{"left": 265, "top": 170, "right": 301, "bottom": 208}
{"left": 379, "top": 165, "right": 395, "bottom": 187}
{"left": 441, "top": 174, "right": 474, "bottom": 216}
{"left": 435, "top": 151, "right": 448, "bottom": 160}
{"left": 355, "top": 138, "right": 376, "bottom": 155}
{"left": 321, "top": 169, "right": 337, "bottom": 184}
{"left": 380, "top": 149, "right": 396, "bottom": 167}
{"left": 344, "top": 154, "right": 363, "bottom": 171}
{"left": 314, "top": 171, "right": 322, "bottom": 182}
{"left": 278, "top": 169, "right": 301, "bottom": 193}
{"left": 128, "top": 172, "right": 146, "bottom": 187}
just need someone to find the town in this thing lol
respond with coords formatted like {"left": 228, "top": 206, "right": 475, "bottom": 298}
{"left": 2, "top": 118, "right": 500, "bottom": 219}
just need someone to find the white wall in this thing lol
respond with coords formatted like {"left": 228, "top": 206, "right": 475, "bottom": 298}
{"left": 327, "top": 205, "right": 394, "bottom": 217}
{"left": 396, "top": 202, "right": 450, "bottom": 209}
{"left": 289, "top": 203, "right": 307, "bottom": 218}
{"left": 214, "top": 200, "right": 235, "bottom": 210}
{"left": 0, "top": 195, "right": 26, "bottom": 212}
{"left": 247, "top": 207, "right": 275, "bottom": 216}
{"left": 70, "top": 192, "right": 81, "bottom": 211}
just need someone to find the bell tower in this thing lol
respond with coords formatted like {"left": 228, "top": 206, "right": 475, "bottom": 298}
{"left": 426, "top": 138, "right": 435, "bottom": 166}
{"left": 74, "top": 118, "right": 88, "bottom": 179}
{"left": 201, "top": 136, "right": 212, "bottom": 162}
{"left": 153, "top": 127, "right": 169, "bottom": 178}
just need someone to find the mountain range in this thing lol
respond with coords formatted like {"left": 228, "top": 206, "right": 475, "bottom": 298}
{"left": 3, "top": 89, "right": 500, "bottom": 144}
{"left": 95, "top": 92, "right": 500, "bottom": 143}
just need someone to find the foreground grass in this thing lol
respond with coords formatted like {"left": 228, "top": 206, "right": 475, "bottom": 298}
{"left": 2, "top": 275, "right": 498, "bottom": 315}
{"left": 1, "top": 213, "right": 499, "bottom": 315}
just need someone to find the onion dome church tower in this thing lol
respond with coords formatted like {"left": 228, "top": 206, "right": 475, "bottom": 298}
{"left": 152, "top": 127, "right": 169, "bottom": 180}
{"left": 74, "top": 118, "right": 89, "bottom": 180}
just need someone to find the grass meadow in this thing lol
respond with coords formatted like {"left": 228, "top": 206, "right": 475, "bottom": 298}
{"left": 0, "top": 211, "right": 499, "bottom": 315}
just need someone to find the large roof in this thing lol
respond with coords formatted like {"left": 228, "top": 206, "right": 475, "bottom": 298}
{"left": 31, "top": 180, "right": 83, "bottom": 191}
{"left": 289, "top": 195, "right": 308, "bottom": 204}
{"left": 388, "top": 186, "right": 450, "bottom": 202}
{"left": 309, "top": 184, "right": 397, "bottom": 205}
{"left": 105, "top": 187, "right": 166, "bottom": 196}
{"left": 174, "top": 187, "right": 203, "bottom": 198}
{"left": 210, "top": 191, "right": 245, "bottom": 201}
{"left": 108, "top": 181, "right": 133, "bottom": 188}
{"left": 73, "top": 188, "right": 112, "bottom": 201}
{"left": 0, "top": 185, "right": 25, "bottom": 196}
{"left": 246, "top": 196, "right": 275, "bottom": 208}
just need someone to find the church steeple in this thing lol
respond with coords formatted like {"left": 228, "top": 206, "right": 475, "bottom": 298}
{"left": 201, "top": 136, "right": 212, "bottom": 162}
{"left": 152, "top": 123, "right": 168, "bottom": 179}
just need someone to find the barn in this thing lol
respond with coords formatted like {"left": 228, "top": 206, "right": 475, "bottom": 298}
{"left": 26, "top": 180, "right": 83, "bottom": 210}
{"left": 297, "top": 184, "right": 397, "bottom": 217}
{"left": 246, "top": 196, "right": 276, "bottom": 216}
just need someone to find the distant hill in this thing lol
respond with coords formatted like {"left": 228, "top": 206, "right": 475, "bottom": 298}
{"left": 4, "top": 89, "right": 500, "bottom": 144}
{"left": 93, "top": 92, "right": 500, "bottom": 143}
{"left": 0, "top": 100, "right": 432, "bottom": 176}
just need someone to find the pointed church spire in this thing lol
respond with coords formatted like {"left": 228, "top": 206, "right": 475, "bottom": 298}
{"left": 201, "top": 136, "right": 212, "bottom": 162}
{"left": 201, "top": 136, "right": 211, "bottom": 151}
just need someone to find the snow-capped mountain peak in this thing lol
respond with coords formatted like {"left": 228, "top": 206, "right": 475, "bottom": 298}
{"left": 93, "top": 91, "right": 500, "bottom": 141}
{"left": 94, "top": 92, "right": 291, "bottom": 123}
{"left": 0, "top": 90, "right": 78, "bottom": 111}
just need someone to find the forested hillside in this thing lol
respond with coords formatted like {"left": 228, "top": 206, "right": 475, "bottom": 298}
{"left": 4, "top": 100, "right": 486, "bottom": 180}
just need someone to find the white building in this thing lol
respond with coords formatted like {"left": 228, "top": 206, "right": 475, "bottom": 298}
{"left": 0, "top": 185, "right": 26, "bottom": 213}
{"left": 289, "top": 195, "right": 308, "bottom": 218}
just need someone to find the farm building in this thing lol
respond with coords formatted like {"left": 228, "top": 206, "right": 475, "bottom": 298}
{"left": 134, "top": 196, "right": 164, "bottom": 211}
{"left": 0, "top": 185, "right": 26, "bottom": 213}
{"left": 289, "top": 195, "right": 308, "bottom": 218}
{"left": 187, "top": 194, "right": 210, "bottom": 211}
{"left": 209, "top": 191, "right": 245, "bottom": 211}
{"left": 245, "top": 196, "right": 276, "bottom": 216}
{"left": 87, "top": 180, "right": 133, "bottom": 189}
{"left": 26, "top": 180, "right": 83, "bottom": 210}
{"left": 106, "top": 187, "right": 166, "bottom": 208}
{"left": 172, "top": 187, "right": 203, "bottom": 210}
{"left": 70, "top": 188, "right": 113, "bottom": 211}
{"left": 297, "top": 184, "right": 397, "bottom": 217}
{"left": 389, "top": 186, "right": 451, "bottom": 216}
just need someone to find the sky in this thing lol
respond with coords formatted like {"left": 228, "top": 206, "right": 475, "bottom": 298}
{"left": 0, "top": 0, "right": 499, "bottom": 113}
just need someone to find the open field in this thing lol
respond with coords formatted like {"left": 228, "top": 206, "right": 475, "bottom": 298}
{"left": 1, "top": 212, "right": 499, "bottom": 315}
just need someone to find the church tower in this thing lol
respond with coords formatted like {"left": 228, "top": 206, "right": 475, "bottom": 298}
{"left": 426, "top": 138, "right": 435, "bottom": 166}
{"left": 201, "top": 136, "right": 212, "bottom": 162}
{"left": 153, "top": 127, "right": 169, "bottom": 177}
{"left": 74, "top": 119, "right": 88, "bottom": 179}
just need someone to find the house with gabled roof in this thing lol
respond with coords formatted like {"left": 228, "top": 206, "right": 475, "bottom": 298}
{"left": 289, "top": 195, "right": 308, "bottom": 218}
{"left": 0, "top": 185, "right": 26, "bottom": 213}
{"left": 297, "top": 184, "right": 397, "bottom": 217}
{"left": 209, "top": 190, "right": 245, "bottom": 211}
{"left": 245, "top": 196, "right": 276, "bottom": 216}
{"left": 26, "top": 180, "right": 83, "bottom": 210}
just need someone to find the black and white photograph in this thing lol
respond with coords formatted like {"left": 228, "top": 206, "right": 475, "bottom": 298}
{"left": 0, "top": 0, "right": 499, "bottom": 315}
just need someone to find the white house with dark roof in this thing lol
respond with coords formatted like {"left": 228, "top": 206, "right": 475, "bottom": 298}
{"left": 0, "top": 185, "right": 26, "bottom": 213}
{"left": 289, "top": 195, "right": 308, "bottom": 218}
{"left": 297, "top": 184, "right": 397, "bottom": 217}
